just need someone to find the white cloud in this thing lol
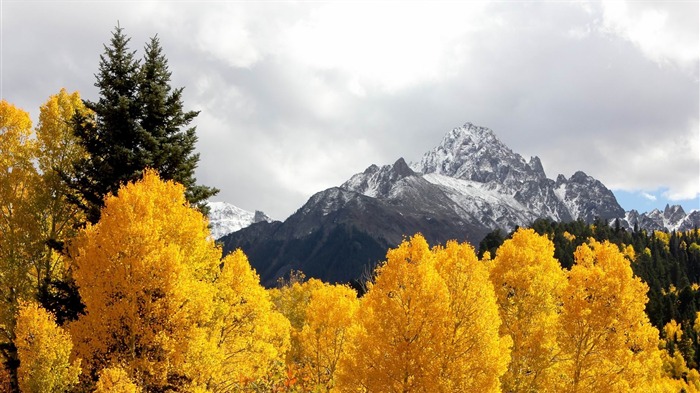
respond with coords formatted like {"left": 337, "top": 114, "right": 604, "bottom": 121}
{"left": 3, "top": 1, "right": 698, "bottom": 217}
{"left": 641, "top": 192, "right": 657, "bottom": 201}
{"left": 282, "top": 2, "right": 495, "bottom": 93}
{"left": 599, "top": 1, "right": 699, "bottom": 74}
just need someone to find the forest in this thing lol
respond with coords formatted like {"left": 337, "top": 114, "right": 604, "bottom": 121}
{"left": 2, "top": 26, "right": 700, "bottom": 392}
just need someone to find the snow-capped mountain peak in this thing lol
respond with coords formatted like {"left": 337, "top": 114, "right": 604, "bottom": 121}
{"left": 619, "top": 204, "right": 699, "bottom": 232}
{"left": 341, "top": 158, "right": 416, "bottom": 198}
{"left": 207, "top": 201, "right": 273, "bottom": 240}
{"left": 219, "top": 121, "right": 694, "bottom": 287}
{"left": 411, "top": 122, "right": 549, "bottom": 192}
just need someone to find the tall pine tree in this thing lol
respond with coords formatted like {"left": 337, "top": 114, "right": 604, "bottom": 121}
{"left": 138, "top": 35, "right": 216, "bottom": 209}
{"left": 68, "top": 26, "right": 217, "bottom": 224}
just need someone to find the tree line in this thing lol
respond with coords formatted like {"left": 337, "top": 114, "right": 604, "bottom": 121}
{"left": 481, "top": 218, "right": 700, "bottom": 377}
{"left": 2, "top": 169, "right": 695, "bottom": 392}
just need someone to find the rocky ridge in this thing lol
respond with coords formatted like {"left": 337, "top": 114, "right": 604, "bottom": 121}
{"left": 218, "top": 122, "right": 697, "bottom": 286}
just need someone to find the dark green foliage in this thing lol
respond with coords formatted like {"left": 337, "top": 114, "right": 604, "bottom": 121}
{"left": 36, "top": 276, "right": 85, "bottom": 326}
{"left": 67, "top": 26, "right": 217, "bottom": 224}
{"left": 477, "top": 228, "right": 505, "bottom": 259}
{"left": 137, "top": 35, "right": 217, "bottom": 213}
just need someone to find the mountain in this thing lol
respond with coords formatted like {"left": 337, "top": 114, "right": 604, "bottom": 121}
{"left": 221, "top": 158, "right": 486, "bottom": 286}
{"left": 220, "top": 122, "right": 628, "bottom": 286}
{"left": 618, "top": 204, "right": 700, "bottom": 232}
{"left": 410, "top": 123, "right": 624, "bottom": 225}
{"left": 207, "top": 201, "right": 273, "bottom": 240}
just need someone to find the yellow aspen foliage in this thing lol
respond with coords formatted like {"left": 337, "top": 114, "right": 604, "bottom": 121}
{"left": 690, "top": 243, "right": 700, "bottom": 254}
{"left": 490, "top": 228, "right": 566, "bottom": 392}
{"left": 69, "top": 170, "right": 222, "bottom": 391}
{"left": 0, "top": 99, "right": 37, "bottom": 308}
{"left": 336, "top": 234, "right": 451, "bottom": 392}
{"left": 695, "top": 312, "right": 700, "bottom": 335}
{"left": 33, "top": 89, "right": 90, "bottom": 287}
{"left": 558, "top": 240, "right": 663, "bottom": 392}
{"left": 654, "top": 231, "right": 671, "bottom": 249}
{"left": 296, "top": 283, "right": 359, "bottom": 391}
{"left": 94, "top": 366, "right": 142, "bottom": 393}
{"left": 190, "top": 249, "right": 291, "bottom": 391}
{"left": 563, "top": 231, "right": 576, "bottom": 242}
{"left": 269, "top": 275, "right": 325, "bottom": 374}
{"left": 337, "top": 234, "right": 508, "bottom": 392}
{"left": 622, "top": 244, "right": 636, "bottom": 262}
{"left": 0, "top": 100, "right": 34, "bottom": 167}
{"left": 432, "top": 240, "right": 510, "bottom": 392}
{"left": 270, "top": 276, "right": 325, "bottom": 331}
{"left": 70, "top": 171, "right": 290, "bottom": 392}
{"left": 664, "top": 320, "right": 683, "bottom": 343}
{"left": 15, "top": 301, "right": 81, "bottom": 393}
{"left": 662, "top": 349, "right": 691, "bottom": 381}
{"left": 0, "top": 100, "right": 40, "bottom": 387}
{"left": 35, "top": 88, "right": 89, "bottom": 176}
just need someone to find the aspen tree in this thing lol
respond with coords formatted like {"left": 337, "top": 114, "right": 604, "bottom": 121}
{"left": 69, "top": 170, "right": 222, "bottom": 390}
{"left": 559, "top": 240, "right": 664, "bottom": 392}
{"left": 338, "top": 234, "right": 508, "bottom": 392}
{"left": 297, "top": 283, "right": 359, "bottom": 391}
{"left": 15, "top": 301, "right": 80, "bottom": 393}
{"left": 490, "top": 228, "right": 566, "bottom": 392}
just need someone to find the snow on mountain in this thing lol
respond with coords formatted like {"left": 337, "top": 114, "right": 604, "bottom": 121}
{"left": 422, "top": 172, "right": 535, "bottom": 230}
{"left": 412, "top": 122, "right": 543, "bottom": 190}
{"left": 342, "top": 158, "right": 415, "bottom": 199}
{"left": 411, "top": 122, "right": 623, "bottom": 228}
{"left": 220, "top": 121, "right": 691, "bottom": 286}
{"left": 207, "top": 201, "right": 273, "bottom": 240}
{"left": 618, "top": 205, "right": 700, "bottom": 232}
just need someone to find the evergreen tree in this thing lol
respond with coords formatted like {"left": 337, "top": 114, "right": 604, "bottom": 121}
{"left": 137, "top": 35, "right": 217, "bottom": 211}
{"left": 68, "top": 26, "right": 217, "bottom": 224}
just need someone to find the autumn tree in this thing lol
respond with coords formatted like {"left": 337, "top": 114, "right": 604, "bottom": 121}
{"left": 94, "top": 366, "right": 141, "bottom": 393}
{"left": 433, "top": 240, "right": 510, "bottom": 392}
{"left": 0, "top": 99, "right": 38, "bottom": 391}
{"left": 33, "top": 89, "right": 90, "bottom": 324}
{"left": 270, "top": 274, "right": 325, "bottom": 332}
{"left": 187, "top": 249, "right": 291, "bottom": 391}
{"left": 296, "top": 283, "right": 359, "bottom": 391}
{"left": 68, "top": 26, "right": 217, "bottom": 224}
{"left": 0, "top": 94, "right": 88, "bottom": 393}
{"left": 69, "top": 170, "right": 287, "bottom": 391}
{"left": 14, "top": 301, "right": 81, "bottom": 393}
{"left": 68, "top": 170, "right": 223, "bottom": 390}
{"left": 336, "top": 234, "right": 450, "bottom": 392}
{"left": 490, "top": 228, "right": 567, "bottom": 392}
{"left": 558, "top": 240, "right": 664, "bottom": 392}
{"left": 337, "top": 234, "right": 508, "bottom": 392}
{"left": 659, "top": 320, "right": 700, "bottom": 391}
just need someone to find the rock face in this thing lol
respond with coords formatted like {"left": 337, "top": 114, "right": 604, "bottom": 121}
{"left": 221, "top": 162, "right": 486, "bottom": 286}
{"left": 410, "top": 123, "right": 625, "bottom": 228}
{"left": 220, "top": 122, "right": 685, "bottom": 287}
{"left": 619, "top": 205, "right": 700, "bottom": 232}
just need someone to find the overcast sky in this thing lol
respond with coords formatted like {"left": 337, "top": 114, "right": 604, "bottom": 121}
{"left": 2, "top": 1, "right": 698, "bottom": 220}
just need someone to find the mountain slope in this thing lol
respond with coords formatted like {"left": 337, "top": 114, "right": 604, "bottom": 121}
{"left": 207, "top": 201, "right": 273, "bottom": 239}
{"left": 220, "top": 122, "right": 634, "bottom": 286}
{"left": 620, "top": 205, "right": 700, "bottom": 232}
{"left": 221, "top": 159, "right": 488, "bottom": 286}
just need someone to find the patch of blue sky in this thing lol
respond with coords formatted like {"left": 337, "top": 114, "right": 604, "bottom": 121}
{"left": 614, "top": 188, "right": 700, "bottom": 214}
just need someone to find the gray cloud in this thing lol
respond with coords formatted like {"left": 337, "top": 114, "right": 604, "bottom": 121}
{"left": 3, "top": 1, "right": 698, "bottom": 219}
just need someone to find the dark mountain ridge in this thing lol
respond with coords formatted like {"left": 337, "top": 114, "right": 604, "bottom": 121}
{"left": 220, "top": 122, "right": 693, "bottom": 286}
